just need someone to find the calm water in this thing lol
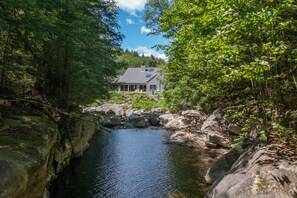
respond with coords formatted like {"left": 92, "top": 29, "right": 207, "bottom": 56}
{"left": 50, "top": 128, "right": 208, "bottom": 198}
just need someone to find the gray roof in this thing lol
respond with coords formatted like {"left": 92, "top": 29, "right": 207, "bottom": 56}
{"left": 118, "top": 67, "right": 159, "bottom": 84}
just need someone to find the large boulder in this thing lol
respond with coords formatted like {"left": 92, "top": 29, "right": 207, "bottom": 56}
{"left": 99, "top": 116, "right": 122, "bottom": 128}
{"left": 207, "top": 132, "right": 230, "bottom": 148}
{"left": 201, "top": 113, "right": 222, "bottom": 132}
{"left": 181, "top": 110, "right": 206, "bottom": 129}
{"left": 0, "top": 111, "right": 59, "bottom": 198}
{"left": 0, "top": 104, "right": 98, "bottom": 197}
{"left": 102, "top": 104, "right": 125, "bottom": 117}
{"left": 159, "top": 114, "right": 178, "bottom": 126}
{"left": 205, "top": 142, "right": 248, "bottom": 184}
{"left": 84, "top": 103, "right": 125, "bottom": 117}
{"left": 207, "top": 144, "right": 297, "bottom": 198}
{"left": 124, "top": 115, "right": 147, "bottom": 128}
{"left": 67, "top": 113, "right": 97, "bottom": 157}
{"left": 148, "top": 113, "right": 160, "bottom": 126}
{"left": 165, "top": 116, "right": 189, "bottom": 129}
{"left": 201, "top": 112, "right": 231, "bottom": 148}
{"left": 169, "top": 131, "right": 207, "bottom": 148}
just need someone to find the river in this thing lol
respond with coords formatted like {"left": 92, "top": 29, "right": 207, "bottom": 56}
{"left": 50, "top": 128, "right": 208, "bottom": 198}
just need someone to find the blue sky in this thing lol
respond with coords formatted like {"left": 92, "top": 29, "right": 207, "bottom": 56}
{"left": 116, "top": 0, "right": 168, "bottom": 60}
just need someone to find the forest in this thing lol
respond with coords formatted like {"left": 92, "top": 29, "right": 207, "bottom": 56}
{"left": 1, "top": 0, "right": 296, "bottom": 147}
{"left": 144, "top": 0, "right": 297, "bottom": 147}
{"left": 117, "top": 49, "right": 165, "bottom": 72}
{"left": 0, "top": 0, "right": 123, "bottom": 108}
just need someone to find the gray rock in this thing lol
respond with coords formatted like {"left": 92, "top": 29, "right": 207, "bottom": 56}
{"left": 205, "top": 142, "right": 246, "bottom": 184}
{"left": 106, "top": 110, "right": 116, "bottom": 117}
{"left": 207, "top": 144, "right": 297, "bottom": 198}
{"left": 159, "top": 114, "right": 178, "bottom": 126}
{"left": 133, "top": 109, "right": 146, "bottom": 115}
{"left": 151, "top": 108, "right": 162, "bottom": 113}
{"left": 201, "top": 112, "right": 231, "bottom": 147}
{"left": 84, "top": 103, "right": 125, "bottom": 117}
{"left": 205, "top": 141, "right": 218, "bottom": 149}
{"left": 148, "top": 113, "right": 160, "bottom": 126}
{"left": 165, "top": 116, "right": 188, "bottom": 129}
{"left": 181, "top": 110, "right": 203, "bottom": 117}
{"left": 229, "top": 125, "right": 242, "bottom": 135}
{"left": 201, "top": 114, "right": 221, "bottom": 132}
{"left": 100, "top": 116, "right": 122, "bottom": 128}
{"left": 124, "top": 115, "right": 147, "bottom": 128}
{"left": 207, "top": 132, "right": 230, "bottom": 148}
{"left": 0, "top": 108, "right": 98, "bottom": 197}
{"left": 125, "top": 109, "right": 134, "bottom": 117}
{"left": 169, "top": 131, "right": 207, "bottom": 148}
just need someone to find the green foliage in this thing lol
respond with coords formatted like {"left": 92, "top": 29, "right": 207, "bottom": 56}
{"left": 131, "top": 94, "right": 168, "bottom": 111}
{"left": 131, "top": 96, "right": 154, "bottom": 110}
{"left": 87, "top": 92, "right": 168, "bottom": 111}
{"left": 0, "top": 0, "right": 123, "bottom": 108}
{"left": 145, "top": 0, "right": 297, "bottom": 109}
{"left": 145, "top": 0, "right": 297, "bottom": 144}
{"left": 272, "top": 122, "right": 294, "bottom": 140}
{"left": 108, "top": 92, "right": 126, "bottom": 104}
{"left": 116, "top": 49, "right": 165, "bottom": 73}
{"left": 231, "top": 132, "right": 246, "bottom": 149}
{"left": 144, "top": 0, "right": 176, "bottom": 35}
{"left": 259, "top": 131, "right": 268, "bottom": 142}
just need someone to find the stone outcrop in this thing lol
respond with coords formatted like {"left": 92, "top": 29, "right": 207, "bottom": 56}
{"left": 163, "top": 110, "right": 233, "bottom": 150}
{"left": 205, "top": 141, "right": 249, "bottom": 184}
{"left": 0, "top": 104, "right": 97, "bottom": 198}
{"left": 98, "top": 115, "right": 122, "bottom": 128}
{"left": 84, "top": 104, "right": 165, "bottom": 129}
{"left": 159, "top": 113, "right": 177, "bottom": 126}
{"left": 148, "top": 113, "right": 160, "bottom": 126}
{"left": 169, "top": 131, "right": 207, "bottom": 148}
{"left": 201, "top": 112, "right": 231, "bottom": 148}
{"left": 124, "top": 115, "right": 147, "bottom": 128}
{"left": 206, "top": 143, "right": 297, "bottom": 198}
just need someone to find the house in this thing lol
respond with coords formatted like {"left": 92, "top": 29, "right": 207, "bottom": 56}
{"left": 115, "top": 65, "right": 163, "bottom": 94}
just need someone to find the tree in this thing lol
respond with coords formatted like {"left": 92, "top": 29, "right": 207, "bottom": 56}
{"left": 116, "top": 49, "right": 165, "bottom": 71}
{"left": 144, "top": 0, "right": 176, "bottom": 35}
{"left": 146, "top": 0, "right": 297, "bottom": 110}
{"left": 0, "top": 0, "right": 123, "bottom": 108}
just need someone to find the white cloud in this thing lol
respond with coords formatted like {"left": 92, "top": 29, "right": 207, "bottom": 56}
{"left": 126, "top": 18, "right": 134, "bottom": 24}
{"left": 132, "top": 46, "right": 167, "bottom": 60}
{"left": 116, "top": 0, "right": 147, "bottom": 14}
{"left": 141, "top": 26, "right": 152, "bottom": 34}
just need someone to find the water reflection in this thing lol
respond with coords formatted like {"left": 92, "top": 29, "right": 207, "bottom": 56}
{"left": 50, "top": 128, "right": 207, "bottom": 198}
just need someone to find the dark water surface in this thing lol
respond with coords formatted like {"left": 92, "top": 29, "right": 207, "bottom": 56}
{"left": 50, "top": 128, "right": 208, "bottom": 198}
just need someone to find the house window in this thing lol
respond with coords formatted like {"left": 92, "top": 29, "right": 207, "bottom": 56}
{"left": 150, "top": 85, "right": 157, "bottom": 90}
{"left": 120, "top": 84, "right": 128, "bottom": 91}
{"left": 129, "top": 85, "right": 136, "bottom": 92}
{"left": 139, "top": 85, "right": 147, "bottom": 92}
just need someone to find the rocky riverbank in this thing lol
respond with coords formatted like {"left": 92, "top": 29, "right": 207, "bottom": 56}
{"left": 1, "top": 99, "right": 295, "bottom": 198}
{"left": 0, "top": 101, "right": 98, "bottom": 197}
{"left": 159, "top": 110, "right": 297, "bottom": 198}
{"left": 85, "top": 104, "right": 234, "bottom": 151}
{"left": 86, "top": 103, "right": 297, "bottom": 198}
